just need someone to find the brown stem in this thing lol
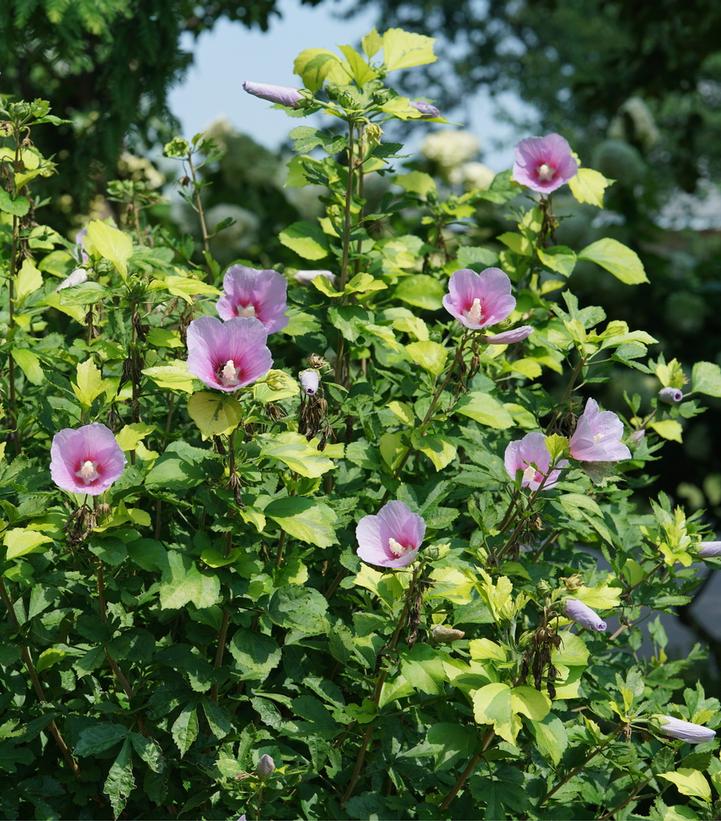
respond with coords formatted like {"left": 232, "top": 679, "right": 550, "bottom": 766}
{"left": 341, "top": 566, "right": 421, "bottom": 803}
{"left": 0, "top": 579, "right": 79, "bottom": 775}
{"left": 540, "top": 729, "right": 620, "bottom": 806}
{"left": 439, "top": 727, "right": 495, "bottom": 810}
{"left": 597, "top": 770, "right": 653, "bottom": 820}
{"left": 210, "top": 609, "right": 231, "bottom": 702}
{"left": 275, "top": 530, "right": 286, "bottom": 569}
{"left": 334, "top": 120, "right": 356, "bottom": 387}
{"left": 188, "top": 153, "right": 211, "bottom": 258}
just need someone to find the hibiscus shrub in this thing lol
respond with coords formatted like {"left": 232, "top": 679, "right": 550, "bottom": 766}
{"left": 3, "top": 30, "right": 721, "bottom": 821}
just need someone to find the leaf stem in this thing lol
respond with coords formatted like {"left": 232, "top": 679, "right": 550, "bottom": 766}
{"left": 438, "top": 727, "right": 495, "bottom": 810}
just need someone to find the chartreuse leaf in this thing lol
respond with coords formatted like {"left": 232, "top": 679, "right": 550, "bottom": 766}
{"left": 104, "top": 738, "right": 135, "bottom": 819}
{"left": 254, "top": 370, "right": 299, "bottom": 403}
{"left": 159, "top": 551, "right": 221, "bottom": 610}
{"left": 86, "top": 220, "right": 133, "bottom": 280}
{"left": 115, "top": 423, "right": 155, "bottom": 452}
{"left": 5, "top": 528, "right": 52, "bottom": 560}
{"left": 568, "top": 167, "right": 613, "bottom": 207}
{"left": 142, "top": 360, "right": 195, "bottom": 394}
{"left": 187, "top": 391, "right": 242, "bottom": 438}
{"left": 659, "top": 769, "right": 711, "bottom": 802}
{"left": 259, "top": 431, "right": 335, "bottom": 477}
{"left": 228, "top": 630, "right": 281, "bottom": 682}
{"left": 265, "top": 496, "right": 338, "bottom": 547}
{"left": 396, "top": 171, "right": 436, "bottom": 198}
{"left": 382, "top": 28, "right": 437, "bottom": 71}
{"left": 159, "top": 275, "right": 219, "bottom": 304}
{"left": 579, "top": 238, "right": 648, "bottom": 285}
{"left": 510, "top": 686, "right": 551, "bottom": 722}
{"left": 532, "top": 716, "right": 568, "bottom": 765}
{"left": 338, "top": 44, "right": 377, "bottom": 85}
{"left": 455, "top": 392, "right": 514, "bottom": 429}
{"left": 279, "top": 220, "right": 330, "bottom": 260}
{"left": 405, "top": 341, "right": 447, "bottom": 376}
{"left": 412, "top": 433, "right": 456, "bottom": 471}
{"left": 395, "top": 275, "right": 444, "bottom": 310}
{"left": 472, "top": 683, "right": 516, "bottom": 743}
{"left": 0, "top": 188, "right": 30, "bottom": 216}
{"left": 72, "top": 359, "right": 106, "bottom": 407}
{"left": 537, "top": 246, "right": 576, "bottom": 277}
{"left": 649, "top": 419, "right": 683, "bottom": 443}
{"left": 691, "top": 361, "right": 721, "bottom": 397}
{"left": 12, "top": 348, "right": 44, "bottom": 384}
{"left": 293, "top": 48, "right": 349, "bottom": 91}
{"left": 171, "top": 704, "right": 199, "bottom": 758}
{"left": 469, "top": 639, "right": 507, "bottom": 662}
{"left": 15, "top": 258, "right": 42, "bottom": 302}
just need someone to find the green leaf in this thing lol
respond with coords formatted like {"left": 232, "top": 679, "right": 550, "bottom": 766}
{"left": 382, "top": 28, "right": 437, "bottom": 71}
{"left": 659, "top": 769, "right": 711, "bottom": 802}
{"left": 129, "top": 733, "right": 164, "bottom": 773}
{"left": 86, "top": 220, "right": 133, "bottom": 280}
{"left": 202, "top": 701, "right": 232, "bottom": 740}
{"left": 338, "top": 44, "right": 377, "bottom": 85}
{"left": 159, "top": 551, "right": 221, "bottom": 610}
{"left": 405, "top": 341, "right": 448, "bottom": 376}
{"left": 649, "top": 419, "right": 683, "bottom": 443}
{"left": 15, "top": 258, "right": 42, "bottom": 303}
{"left": 455, "top": 392, "right": 514, "bottom": 429}
{"left": 471, "top": 682, "right": 515, "bottom": 744}
{"left": 691, "top": 361, "right": 721, "bottom": 397}
{"left": 159, "top": 275, "right": 219, "bottom": 304}
{"left": 115, "top": 422, "right": 155, "bottom": 452}
{"left": 578, "top": 238, "right": 648, "bottom": 285}
{"left": 293, "top": 48, "right": 349, "bottom": 91}
{"left": 268, "top": 586, "right": 329, "bottom": 634}
{"left": 4, "top": 528, "right": 52, "bottom": 560}
{"left": 104, "top": 738, "right": 135, "bottom": 819}
{"left": 75, "top": 723, "right": 128, "bottom": 757}
{"left": 279, "top": 220, "right": 330, "bottom": 260}
{"left": 171, "top": 705, "right": 199, "bottom": 758}
{"left": 187, "top": 391, "right": 242, "bottom": 438}
{"left": 469, "top": 638, "right": 507, "bottom": 661}
{"left": 228, "top": 630, "right": 282, "bottom": 682}
{"left": 568, "top": 167, "right": 613, "bottom": 208}
{"left": 265, "top": 496, "right": 338, "bottom": 547}
{"left": 11, "top": 348, "right": 44, "bottom": 385}
{"left": 142, "top": 361, "right": 195, "bottom": 394}
{"left": 72, "top": 359, "right": 106, "bottom": 407}
{"left": 395, "top": 171, "right": 436, "bottom": 198}
{"left": 395, "top": 275, "right": 444, "bottom": 310}
{"left": 531, "top": 716, "right": 568, "bottom": 765}
{"left": 399, "top": 645, "right": 447, "bottom": 694}
{"left": 362, "top": 28, "right": 383, "bottom": 57}
{"left": 36, "top": 646, "right": 67, "bottom": 673}
{"left": 0, "top": 189, "right": 30, "bottom": 216}
{"left": 259, "top": 431, "right": 335, "bottom": 477}
{"left": 537, "top": 245, "right": 577, "bottom": 277}
{"left": 510, "top": 686, "right": 551, "bottom": 721}
{"left": 145, "top": 441, "right": 222, "bottom": 492}
{"left": 412, "top": 433, "right": 456, "bottom": 471}
{"left": 457, "top": 246, "right": 498, "bottom": 268}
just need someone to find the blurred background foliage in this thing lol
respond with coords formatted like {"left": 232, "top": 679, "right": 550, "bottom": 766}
{"left": 2, "top": 0, "right": 721, "bottom": 647}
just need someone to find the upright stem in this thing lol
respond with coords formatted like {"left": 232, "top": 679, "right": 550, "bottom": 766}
{"left": 7, "top": 129, "right": 20, "bottom": 453}
{"left": 0, "top": 579, "right": 79, "bottom": 775}
{"left": 187, "top": 153, "right": 210, "bottom": 258}
{"left": 439, "top": 727, "right": 495, "bottom": 810}
{"left": 334, "top": 120, "right": 356, "bottom": 387}
{"left": 210, "top": 608, "right": 231, "bottom": 702}
{"left": 341, "top": 565, "right": 422, "bottom": 803}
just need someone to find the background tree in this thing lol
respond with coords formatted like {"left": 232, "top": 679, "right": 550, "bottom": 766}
{"left": 0, "top": 0, "right": 323, "bottom": 211}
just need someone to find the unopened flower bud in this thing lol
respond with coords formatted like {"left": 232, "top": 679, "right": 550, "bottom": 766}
{"left": 307, "top": 354, "right": 327, "bottom": 370}
{"left": 698, "top": 541, "right": 721, "bottom": 558}
{"left": 264, "top": 370, "right": 286, "bottom": 391}
{"left": 411, "top": 100, "right": 441, "bottom": 119}
{"left": 658, "top": 387, "right": 684, "bottom": 405}
{"left": 256, "top": 754, "right": 275, "bottom": 778}
{"left": 56, "top": 267, "right": 88, "bottom": 291}
{"left": 299, "top": 369, "right": 320, "bottom": 396}
{"left": 243, "top": 81, "right": 302, "bottom": 109}
{"left": 657, "top": 715, "right": 716, "bottom": 744}
{"left": 629, "top": 429, "right": 646, "bottom": 445}
{"left": 564, "top": 598, "right": 607, "bottom": 632}
{"left": 365, "top": 124, "right": 383, "bottom": 147}
{"left": 563, "top": 574, "right": 582, "bottom": 591}
{"left": 295, "top": 269, "right": 336, "bottom": 285}
{"left": 431, "top": 625, "right": 465, "bottom": 643}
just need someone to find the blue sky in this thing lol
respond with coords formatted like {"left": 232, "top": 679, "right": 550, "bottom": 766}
{"left": 168, "top": 0, "right": 529, "bottom": 170}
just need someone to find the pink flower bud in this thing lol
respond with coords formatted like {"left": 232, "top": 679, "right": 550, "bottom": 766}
{"left": 564, "top": 598, "right": 607, "bottom": 632}
{"left": 256, "top": 754, "right": 275, "bottom": 778}
{"left": 299, "top": 369, "right": 320, "bottom": 395}
{"left": 629, "top": 429, "right": 646, "bottom": 445}
{"left": 658, "top": 387, "right": 684, "bottom": 404}
{"left": 243, "top": 81, "right": 302, "bottom": 108}
{"left": 484, "top": 325, "right": 533, "bottom": 345}
{"left": 411, "top": 100, "right": 441, "bottom": 118}
{"left": 658, "top": 716, "right": 716, "bottom": 744}
{"left": 699, "top": 541, "right": 721, "bottom": 558}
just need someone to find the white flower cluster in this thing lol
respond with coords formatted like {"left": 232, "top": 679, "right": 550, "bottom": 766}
{"left": 609, "top": 97, "right": 660, "bottom": 150}
{"left": 449, "top": 161, "right": 496, "bottom": 191}
{"left": 421, "top": 130, "right": 480, "bottom": 169}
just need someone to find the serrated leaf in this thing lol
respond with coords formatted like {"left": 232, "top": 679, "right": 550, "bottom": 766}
{"left": 104, "top": 738, "right": 135, "bottom": 819}
{"left": 142, "top": 361, "right": 195, "bottom": 394}
{"left": 228, "top": 630, "right": 282, "bottom": 682}
{"left": 268, "top": 586, "right": 329, "bottom": 634}
{"left": 531, "top": 716, "right": 568, "bottom": 765}
{"left": 265, "top": 496, "right": 337, "bottom": 547}
{"left": 405, "top": 341, "right": 447, "bottom": 376}
{"left": 171, "top": 705, "right": 198, "bottom": 757}
{"left": 579, "top": 238, "right": 648, "bottom": 285}
{"left": 159, "top": 552, "right": 221, "bottom": 610}
{"left": 72, "top": 359, "right": 105, "bottom": 407}
{"left": 86, "top": 220, "right": 132, "bottom": 280}
{"left": 279, "top": 220, "right": 330, "bottom": 260}
{"left": 382, "top": 28, "right": 437, "bottom": 71}
{"left": 15, "top": 258, "right": 42, "bottom": 302}
{"left": 259, "top": 431, "right": 335, "bottom": 477}
{"left": 568, "top": 167, "right": 613, "bottom": 208}
{"left": 4, "top": 528, "right": 52, "bottom": 560}
{"left": 649, "top": 419, "right": 683, "bottom": 443}
{"left": 659, "top": 769, "right": 711, "bottom": 802}
{"left": 129, "top": 733, "right": 164, "bottom": 773}
{"left": 187, "top": 391, "right": 242, "bottom": 438}
{"left": 691, "top": 361, "right": 721, "bottom": 397}
{"left": 75, "top": 723, "right": 128, "bottom": 757}
{"left": 455, "top": 392, "right": 514, "bottom": 429}
{"left": 11, "top": 348, "right": 44, "bottom": 385}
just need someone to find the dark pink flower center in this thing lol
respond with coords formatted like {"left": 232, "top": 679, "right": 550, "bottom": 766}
{"left": 535, "top": 162, "right": 557, "bottom": 182}
{"left": 388, "top": 537, "right": 413, "bottom": 557}
{"left": 235, "top": 301, "right": 257, "bottom": 318}
{"left": 216, "top": 358, "right": 243, "bottom": 387}
{"left": 462, "top": 297, "right": 484, "bottom": 324}
{"left": 75, "top": 459, "right": 101, "bottom": 485}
